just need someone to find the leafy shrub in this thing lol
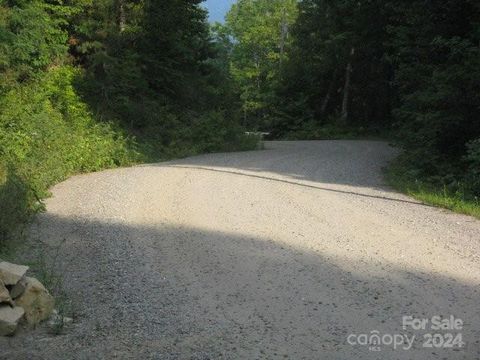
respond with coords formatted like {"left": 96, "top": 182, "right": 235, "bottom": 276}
{"left": 0, "top": 1, "right": 68, "bottom": 91}
{"left": 190, "top": 111, "right": 262, "bottom": 153}
{"left": 131, "top": 109, "right": 261, "bottom": 160}
{"left": 0, "top": 66, "right": 139, "bottom": 247}
{"left": 279, "top": 118, "right": 368, "bottom": 141}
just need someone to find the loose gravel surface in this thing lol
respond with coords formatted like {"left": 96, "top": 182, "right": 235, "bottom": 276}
{"left": 2, "top": 140, "right": 480, "bottom": 359}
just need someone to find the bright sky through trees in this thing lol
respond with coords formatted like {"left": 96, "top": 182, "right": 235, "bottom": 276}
{"left": 204, "top": 0, "right": 236, "bottom": 22}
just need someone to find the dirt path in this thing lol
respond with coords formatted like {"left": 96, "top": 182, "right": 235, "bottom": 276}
{"left": 2, "top": 141, "right": 480, "bottom": 359}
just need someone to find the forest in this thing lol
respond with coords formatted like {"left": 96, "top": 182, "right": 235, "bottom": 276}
{"left": 1, "top": 0, "right": 480, "bottom": 247}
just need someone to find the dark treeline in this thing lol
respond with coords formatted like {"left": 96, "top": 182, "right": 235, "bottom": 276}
{"left": 0, "top": 0, "right": 256, "bottom": 245}
{"left": 222, "top": 0, "right": 480, "bottom": 203}
{"left": 74, "top": 0, "right": 247, "bottom": 151}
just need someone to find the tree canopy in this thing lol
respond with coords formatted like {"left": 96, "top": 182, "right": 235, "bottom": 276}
{"left": 224, "top": 0, "right": 298, "bottom": 129}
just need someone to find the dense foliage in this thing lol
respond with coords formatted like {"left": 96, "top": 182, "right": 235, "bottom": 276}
{"left": 70, "top": 0, "right": 255, "bottom": 156}
{"left": 275, "top": 0, "right": 391, "bottom": 135}
{"left": 224, "top": 0, "right": 298, "bottom": 130}
{"left": 0, "top": 0, "right": 257, "bottom": 247}
{"left": 387, "top": 0, "right": 480, "bottom": 193}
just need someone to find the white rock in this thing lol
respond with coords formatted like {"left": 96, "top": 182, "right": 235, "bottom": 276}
{"left": 0, "top": 305, "right": 24, "bottom": 336}
{"left": 0, "top": 262, "right": 29, "bottom": 286}
{"left": 15, "top": 277, "right": 54, "bottom": 325}
{"left": 9, "top": 277, "right": 27, "bottom": 299}
{"left": 0, "top": 279, "right": 13, "bottom": 305}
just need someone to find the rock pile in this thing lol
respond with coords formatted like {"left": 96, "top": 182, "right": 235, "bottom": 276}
{"left": 0, "top": 261, "right": 54, "bottom": 336}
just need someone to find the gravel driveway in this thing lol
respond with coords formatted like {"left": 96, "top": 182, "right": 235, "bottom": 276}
{"left": 2, "top": 140, "right": 480, "bottom": 359}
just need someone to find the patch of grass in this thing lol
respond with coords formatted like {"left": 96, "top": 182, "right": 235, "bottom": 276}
{"left": 386, "top": 158, "right": 480, "bottom": 219}
{"left": 47, "top": 292, "right": 76, "bottom": 335}
{"left": 22, "top": 239, "right": 77, "bottom": 334}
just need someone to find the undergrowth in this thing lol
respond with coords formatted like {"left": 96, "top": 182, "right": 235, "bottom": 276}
{"left": 386, "top": 157, "right": 480, "bottom": 219}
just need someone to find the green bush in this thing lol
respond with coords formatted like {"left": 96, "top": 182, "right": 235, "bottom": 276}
{"left": 131, "top": 109, "right": 262, "bottom": 160}
{"left": 0, "top": 66, "right": 139, "bottom": 248}
{"left": 278, "top": 118, "right": 370, "bottom": 141}
{"left": 189, "top": 111, "right": 262, "bottom": 153}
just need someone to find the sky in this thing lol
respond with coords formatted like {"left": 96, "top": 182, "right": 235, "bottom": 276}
{"left": 203, "top": 0, "right": 236, "bottom": 23}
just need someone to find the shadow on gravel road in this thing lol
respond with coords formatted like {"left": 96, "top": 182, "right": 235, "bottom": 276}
{"left": 2, "top": 213, "right": 478, "bottom": 360}
{"left": 157, "top": 140, "right": 400, "bottom": 192}
{"left": 166, "top": 165, "right": 432, "bottom": 207}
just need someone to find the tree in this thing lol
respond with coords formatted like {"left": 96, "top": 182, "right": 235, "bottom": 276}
{"left": 275, "top": 0, "right": 391, "bottom": 134}
{"left": 387, "top": 0, "right": 480, "bottom": 184}
{"left": 225, "top": 0, "right": 298, "bottom": 129}
{"left": 0, "top": 0, "right": 69, "bottom": 92}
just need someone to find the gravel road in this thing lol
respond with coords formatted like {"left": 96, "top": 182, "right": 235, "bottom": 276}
{"left": 2, "top": 140, "right": 480, "bottom": 359}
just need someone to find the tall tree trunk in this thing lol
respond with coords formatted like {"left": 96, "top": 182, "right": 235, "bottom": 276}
{"left": 340, "top": 47, "right": 355, "bottom": 125}
{"left": 320, "top": 71, "right": 337, "bottom": 116}
{"left": 119, "top": 0, "right": 126, "bottom": 32}
{"left": 279, "top": 7, "right": 288, "bottom": 67}
{"left": 255, "top": 56, "right": 261, "bottom": 90}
